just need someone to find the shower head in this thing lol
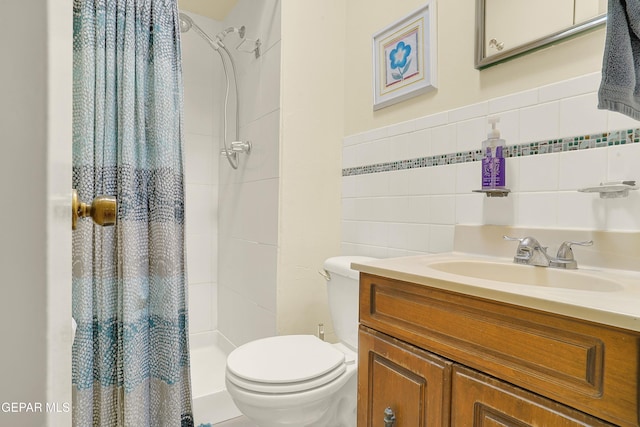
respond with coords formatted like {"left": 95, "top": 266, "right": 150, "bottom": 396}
{"left": 179, "top": 13, "right": 193, "bottom": 33}
{"left": 215, "top": 26, "right": 246, "bottom": 45}
{"left": 178, "top": 12, "right": 221, "bottom": 50}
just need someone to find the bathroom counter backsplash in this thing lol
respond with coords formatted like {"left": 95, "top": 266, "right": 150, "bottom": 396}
{"left": 341, "top": 72, "right": 640, "bottom": 259}
{"left": 343, "top": 128, "right": 639, "bottom": 177}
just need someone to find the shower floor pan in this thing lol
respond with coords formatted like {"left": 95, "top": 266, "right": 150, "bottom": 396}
{"left": 190, "top": 331, "right": 242, "bottom": 426}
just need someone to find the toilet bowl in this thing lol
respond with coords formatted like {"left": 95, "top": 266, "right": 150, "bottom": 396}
{"left": 224, "top": 256, "right": 375, "bottom": 427}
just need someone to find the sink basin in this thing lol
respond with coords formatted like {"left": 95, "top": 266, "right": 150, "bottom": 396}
{"left": 427, "top": 260, "right": 624, "bottom": 292}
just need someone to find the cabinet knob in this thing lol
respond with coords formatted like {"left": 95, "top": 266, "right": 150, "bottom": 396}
{"left": 383, "top": 407, "right": 396, "bottom": 427}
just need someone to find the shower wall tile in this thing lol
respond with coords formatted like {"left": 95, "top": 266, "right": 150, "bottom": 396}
{"left": 238, "top": 111, "right": 279, "bottom": 183}
{"left": 210, "top": 283, "right": 219, "bottom": 331}
{"left": 217, "top": 0, "right": 281, "bottom": 346}
{"left": 259, "top": 41, "right": 281, "bottom": 117}
{"left": 185, "top": 167, "right": 215, "bottom": 286}
{"left": 238, "top": 58, "right": 262, "bottom": 127}
{"left": 218, "top": 285, "right": 276, "bottom": 346}
{"left": 189, "top": 283, "right": 213, "bottom": 334}
{"left": 341, "top": 72, "right": 640, "bottom": 258}
{"left": 180, "top": 14, "right": 219, "bottom": 136}
{"left": 218, "top": 238, "right": 277, "bottom": 312}
{"left": 231, "top": 178, "right": 278, "bottom": 245}
{"left": 184, "top": 132, "right": 215, "bottom": 185}
{"left": 181, "top": 12, "right": 225, "bottom": 340}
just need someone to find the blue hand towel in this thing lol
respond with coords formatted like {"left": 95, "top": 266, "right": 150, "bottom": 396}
{"left": 598, "top": 0, "right": 640, "bottom": 121}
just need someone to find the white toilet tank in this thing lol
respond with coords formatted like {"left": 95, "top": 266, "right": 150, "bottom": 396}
{"left": 322, "top": 256, "right": 376, "bottom": 351}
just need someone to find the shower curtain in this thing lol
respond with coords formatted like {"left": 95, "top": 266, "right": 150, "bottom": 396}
{"left": 72, "top": 0, "right": 193, "bottom": 426}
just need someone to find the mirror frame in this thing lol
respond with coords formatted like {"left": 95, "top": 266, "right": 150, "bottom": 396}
{"left": 475, "top": 1, "right": 607, "bottom": 69}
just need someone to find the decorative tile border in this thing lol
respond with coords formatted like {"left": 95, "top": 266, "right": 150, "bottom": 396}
{"left": 342, "top": 128, "right": 640, "bottom": 177}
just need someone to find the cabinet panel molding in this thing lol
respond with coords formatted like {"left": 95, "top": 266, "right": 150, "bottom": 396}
{"left": 358, "top": 326, "right": 452, "bottom": 427}
{"left": 360, "top": 273, "right": 640, "bottom": 427}
{"left": 452, "top": 365, "right": 615, "bottom": 426}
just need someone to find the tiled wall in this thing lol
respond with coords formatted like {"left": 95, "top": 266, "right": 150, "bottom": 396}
{"left": 342, "top": 72, "right": 640, "bottom": 258}
{"left": 182, "top": 1, "right": 281, "bottom": 347}
{"left": 181, "top": 13, "right": 223, "bottom": 336}
{"left": 217, "top": 0, "right": 281, "bottom": 347}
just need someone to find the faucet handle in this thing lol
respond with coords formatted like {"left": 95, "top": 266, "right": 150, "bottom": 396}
{"left": 504, "top": 235, "right": 549, "bottom": 266}
{"left": 556, "top": 240, "right": 593, "bottom": 261}
{"left": 503, "top": 235, "right": 545, "bottom": 250}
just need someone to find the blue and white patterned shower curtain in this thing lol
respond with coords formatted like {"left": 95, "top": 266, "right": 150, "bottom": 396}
{"left": 72, "top": 0, "right": 193, "bottom": 425}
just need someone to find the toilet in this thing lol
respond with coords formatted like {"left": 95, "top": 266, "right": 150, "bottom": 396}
{"left": 225, "top": 256, "right": 375, "bottom": 427}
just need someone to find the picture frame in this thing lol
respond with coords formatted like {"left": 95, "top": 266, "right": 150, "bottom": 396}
{"left": 372, "top": 1, "right": 438, "bottom": 110}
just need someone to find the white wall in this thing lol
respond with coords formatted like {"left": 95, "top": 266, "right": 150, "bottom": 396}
{"left": 342, "top": 73, "right": 640, "bottom": 257}
{"left": 217, "top": 0, "right": 282, "bottom": 346}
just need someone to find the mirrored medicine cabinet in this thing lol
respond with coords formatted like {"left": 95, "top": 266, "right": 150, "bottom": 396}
{"left": 475, "top": 0, "right": 607, "bottom": 69}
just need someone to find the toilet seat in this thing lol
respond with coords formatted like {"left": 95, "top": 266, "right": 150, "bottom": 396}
{"left": 226, "top": 335, "right": 347, "bottom": 394}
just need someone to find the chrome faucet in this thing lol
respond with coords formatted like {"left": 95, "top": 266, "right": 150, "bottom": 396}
{"left": 503, "top": 236, "right": 593, "bottom": 269}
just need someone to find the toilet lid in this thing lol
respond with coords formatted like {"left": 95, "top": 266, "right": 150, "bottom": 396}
{"left": 226, "top": 335, "right": 346, "bottom": 389}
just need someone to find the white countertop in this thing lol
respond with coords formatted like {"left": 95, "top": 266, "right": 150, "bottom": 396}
{"left": 353, "top": 252, "right": 640, "bottom": 333}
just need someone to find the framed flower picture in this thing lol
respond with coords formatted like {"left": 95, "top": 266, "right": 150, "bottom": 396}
{"left": 372, "top": 2, "right": 437, "bottom": 110}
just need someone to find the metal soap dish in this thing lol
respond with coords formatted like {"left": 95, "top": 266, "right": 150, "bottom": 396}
{"left": 472, "top": 188, "right": 511, "bottom": 197}
{"left": 578, "top": 180, "right": 638, "bottom": 199}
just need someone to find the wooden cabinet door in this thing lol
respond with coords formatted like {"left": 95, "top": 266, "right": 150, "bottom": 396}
{"left": 451, "top": 365, "right": 615, "bottom": 427}
{"left": 358, "top": 326, "right": 452, "bottom": 427}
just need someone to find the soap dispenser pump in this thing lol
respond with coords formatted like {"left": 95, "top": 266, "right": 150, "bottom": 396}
{"left": 481, "top": 116, "right": 506, "bottom": 190}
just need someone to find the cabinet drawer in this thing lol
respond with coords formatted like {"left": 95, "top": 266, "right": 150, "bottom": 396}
{"left": 359, "top": 273, "right": 640, "bottom": 427}
{"left": 358, "top": 326, "right": 452, "bottom": 427}
{"left": 452, "top": 365, "right": 615, "bottom": 426}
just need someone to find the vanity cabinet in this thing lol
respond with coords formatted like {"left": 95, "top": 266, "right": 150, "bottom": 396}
{"left": 357, "top": 327, "right": 452, "bottom": 426}
{"left": 357, "top": 273, "right": 640, "bottom": 427}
